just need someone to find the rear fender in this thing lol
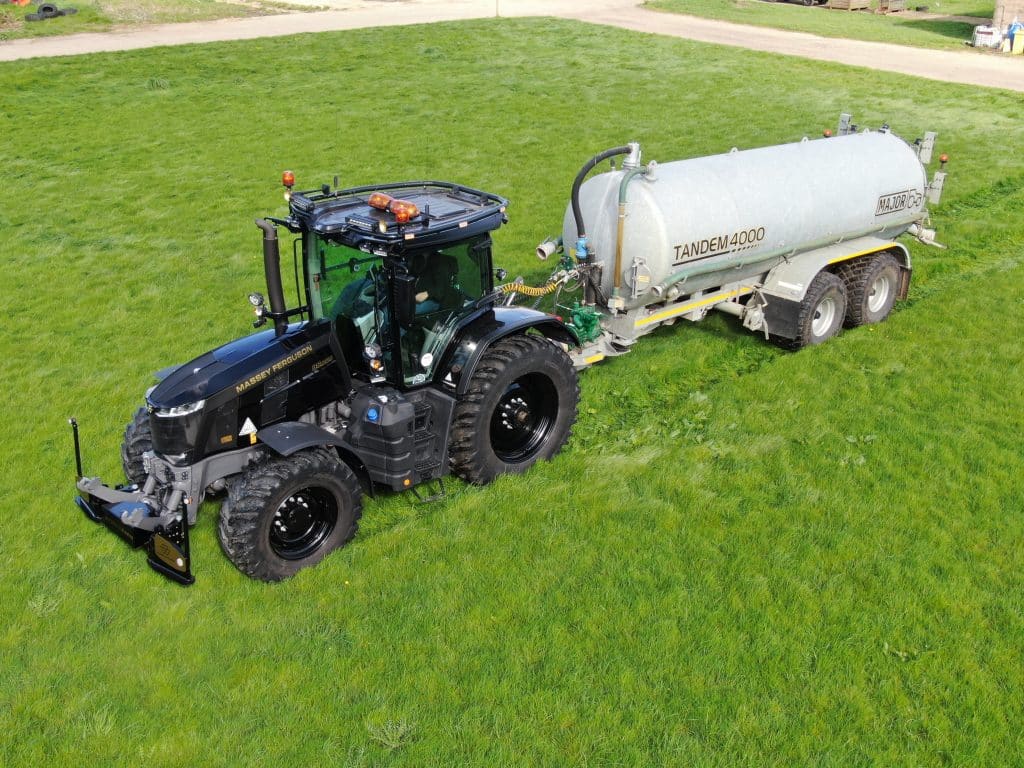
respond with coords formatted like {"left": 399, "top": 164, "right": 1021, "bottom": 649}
{"left": 435, "top": 306, "right": 577, "bottom": 396}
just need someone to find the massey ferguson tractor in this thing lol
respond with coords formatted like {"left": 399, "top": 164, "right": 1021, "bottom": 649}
{"left": 72, "top": 115, "right": 946, "bottom": 584}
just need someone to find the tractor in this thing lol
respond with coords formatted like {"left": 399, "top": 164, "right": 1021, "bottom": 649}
{"left": 73, "top": 178, "right": 579, "bottom": 584}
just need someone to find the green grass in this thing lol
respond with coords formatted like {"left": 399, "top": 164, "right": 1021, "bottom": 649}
{"left": 645, "top": 0, "right": 995, "bottom": 50}
{"left": 0, "top": 0, "right": 306, "bottom": 40}
{"left": 2, "top": 18, "right": 1024, "bottom": 766}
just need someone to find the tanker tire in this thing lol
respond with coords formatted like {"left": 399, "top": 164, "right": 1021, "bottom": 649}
{"left": 835, "top": 253, "right": 900, "bottom": 327}
{"left": 779, "top": 271, "right": 847, "bottom": 350}
{"left": 449, "top": 334, "right": 579, "bottom": 485}
{"left": 218, "top": 447, "right": 362, "bottom": 582}
{"left": 121, "top": 406, "right": 153, "bottom": 485}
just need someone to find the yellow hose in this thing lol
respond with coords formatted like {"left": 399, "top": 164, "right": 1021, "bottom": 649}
{"left": 498, "top": 281, "right": 559, "bottom": 297}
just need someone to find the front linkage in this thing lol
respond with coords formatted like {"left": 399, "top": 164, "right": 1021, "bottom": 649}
{"left": 71, "top": 418, "right": 195, "bottom": 585}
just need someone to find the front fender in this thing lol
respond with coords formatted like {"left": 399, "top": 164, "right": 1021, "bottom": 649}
{"left": 436, "top": 306, "right": 577, "bottom": 396}
{"left": 256, "top": 421, "right": 368, "bottom": 478}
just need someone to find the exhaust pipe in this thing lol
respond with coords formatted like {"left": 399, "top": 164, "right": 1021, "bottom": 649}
{"left": 255, "top": 219, "right": 288, "bottom": 336}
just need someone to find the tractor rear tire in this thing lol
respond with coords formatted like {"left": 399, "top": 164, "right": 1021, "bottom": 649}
{"left": 121, "top": 406, "right": 153, "bottom": 485}
{"left": 774, "top": 271, "right": 847, "bottom": 350}
{"left": 218, "top": 447, "right": 362, "bottom": 581}
{"left": 835, "top": 252, "right": 900, "bottom": 327}
{"left": 449, "top": 334, "right": 579, "bottom": 485}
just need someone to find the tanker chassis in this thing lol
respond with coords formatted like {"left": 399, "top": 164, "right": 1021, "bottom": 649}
{"left": 71, "top": 114, "right": 946, "bottom": 584}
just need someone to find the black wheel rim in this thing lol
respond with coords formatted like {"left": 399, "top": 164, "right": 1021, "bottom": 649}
{"left": 269, "top": 486, "right": 338, "bottom": 561}
{"left": 490, "top": 373, "right": 558, "bottom": 463}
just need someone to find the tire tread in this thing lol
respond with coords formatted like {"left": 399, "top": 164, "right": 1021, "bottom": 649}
{"left": 449, "top": 334, "right": 579, "bottom": 485}
{"left": 218, "top": 447, "right": 362, "bottom": 581}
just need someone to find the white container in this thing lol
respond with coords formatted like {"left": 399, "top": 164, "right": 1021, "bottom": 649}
{"left": 972, "top": 25, "right": 1001, "bottom": 48}
{"left": 562, "top": 131, "right": 928, "bottom": 309}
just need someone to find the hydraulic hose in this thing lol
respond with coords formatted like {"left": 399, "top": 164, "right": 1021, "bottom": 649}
{"left": 570, "top": 145, "right": 633, "bottom": 256}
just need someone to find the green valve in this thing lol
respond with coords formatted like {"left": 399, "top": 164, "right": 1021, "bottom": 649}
{"left": 567, "top": 302, "right": 603, "bottom": 344}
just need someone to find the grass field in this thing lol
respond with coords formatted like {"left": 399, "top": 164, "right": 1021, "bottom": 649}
{"left": 648, "top": 0, "right": 995, "bottom": 50}
{"left": 2, "top": 17, "right": 1023, "bottom": 766}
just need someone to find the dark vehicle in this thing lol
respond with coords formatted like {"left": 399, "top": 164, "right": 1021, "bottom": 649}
{"left": 73, "top": 177, "right": 579, "bottom": 584}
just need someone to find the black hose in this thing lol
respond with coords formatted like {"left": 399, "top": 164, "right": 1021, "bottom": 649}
{"left": 571, "top": 145, "right": 632, "bottom": 241}
{"left": 255, "top": 219, "right": 288, "bottom": 336}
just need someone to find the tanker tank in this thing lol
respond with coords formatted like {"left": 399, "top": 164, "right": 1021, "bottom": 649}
{"left": 561, "top": 128, "right": 936, "bottom": 310}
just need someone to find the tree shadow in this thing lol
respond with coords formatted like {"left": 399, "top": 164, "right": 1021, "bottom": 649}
{"left": 891, "top": 18, "right": 977, "bottom": 41}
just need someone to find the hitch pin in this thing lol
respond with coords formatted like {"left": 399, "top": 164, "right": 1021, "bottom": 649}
{"left": 69, "top": 417, "right": 83, "bottom": 480}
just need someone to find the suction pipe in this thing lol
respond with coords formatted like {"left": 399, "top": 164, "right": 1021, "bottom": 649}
{"left": 613, "top": 156, "right": 654, "bottom": 296}
{"left": 570, "top": 144, "right": 634, "bottom": 261}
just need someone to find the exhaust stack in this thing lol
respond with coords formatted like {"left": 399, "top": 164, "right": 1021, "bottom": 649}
{"left": 255, "top": 219, "right": 288, "bottom": 336}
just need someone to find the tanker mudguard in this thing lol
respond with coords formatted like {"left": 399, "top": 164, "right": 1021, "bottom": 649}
{"left": 761, "top": 236, "right": 910, "bottom": 304}
{"left": 438, "top": 306, "right": 578, "bottom": 396}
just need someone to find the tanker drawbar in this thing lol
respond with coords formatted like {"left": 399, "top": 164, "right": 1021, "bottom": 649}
{"left": 511, "top": 113, "right": 947, "bottom": 364}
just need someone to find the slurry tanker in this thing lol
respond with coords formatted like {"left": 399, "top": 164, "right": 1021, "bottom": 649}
{"left": 71, "top": 114, "right": 947, "bottom": 584}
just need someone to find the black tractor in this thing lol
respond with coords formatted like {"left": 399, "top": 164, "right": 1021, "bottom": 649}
{"left": 73, "top": 177, "right": 580, "bottom": 584}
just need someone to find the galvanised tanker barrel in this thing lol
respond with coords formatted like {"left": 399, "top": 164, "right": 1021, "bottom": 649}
{"left": 562, "top": 130, "right": 931, "bottom": 309}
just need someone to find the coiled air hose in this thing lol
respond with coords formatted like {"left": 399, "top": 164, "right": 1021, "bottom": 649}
{"left": 498, "top": 281, "right": 560, "bottom": 297}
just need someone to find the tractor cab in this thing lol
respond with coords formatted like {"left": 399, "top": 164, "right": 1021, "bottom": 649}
{"left": 282, "top": 181, "right": 509, "bottom": 388}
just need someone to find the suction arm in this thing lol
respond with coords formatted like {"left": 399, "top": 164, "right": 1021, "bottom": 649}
{"left": 570, "top": 145, "right": 633, "bottom": 259}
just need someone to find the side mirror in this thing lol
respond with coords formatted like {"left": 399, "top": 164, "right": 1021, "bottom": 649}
{"left": 393, "top": 273, "right": 417, "bottom": 329}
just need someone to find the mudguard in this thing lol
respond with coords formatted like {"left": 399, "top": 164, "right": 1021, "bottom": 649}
{"left": 761, "top": 236, "right": 910, "bottom": 304}
{"left": 436, "top": 306, "right": 578, "bottom": 396}
{"left": 760, "top": 237, "right": 912, "bottom": 340}
{"left": 257, "top": 421, "right": 367, "bottom": 475}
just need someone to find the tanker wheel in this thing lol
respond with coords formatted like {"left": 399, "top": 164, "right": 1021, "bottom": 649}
{"left": 120, "top": 406, "right": 153, "bottom": 485}
{"left": 218, "top": 447, "right": 362, "bottom": 581}
{"left": 449, "top": 334, "right": 579, "bottom": 485}
{"left": 781, "top": 271, "right": 847, "bottom": 350}
{"left": 835, "top": 253, "right": 900, "bottom": 327}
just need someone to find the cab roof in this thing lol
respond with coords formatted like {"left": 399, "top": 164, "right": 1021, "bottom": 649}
{"left": 285, "top": 181, "right": 509, "bottom": 251}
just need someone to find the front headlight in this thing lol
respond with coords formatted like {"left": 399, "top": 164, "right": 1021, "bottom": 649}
{"left": 154, "top": 400, "right": 205, "bottom": 418}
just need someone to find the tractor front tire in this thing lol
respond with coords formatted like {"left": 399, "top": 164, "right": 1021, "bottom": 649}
{"left": 121, "top": 406, "right": 153, "bottom": 485}
{"left": 218, "top": 447, "right": 362, "bottom": 582}
{"left": 449, "top": 334, "right": 579, "bottom": 485}
{"left": 835, "top": 252, "right": 900, "bottom": 327}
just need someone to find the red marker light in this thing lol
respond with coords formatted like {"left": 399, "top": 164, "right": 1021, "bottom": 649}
{"left": 939, "top": 153, "right": 949, "bottom": 165}
{"left": 823, "top": 129, "right": 832, "bottom": 138}
{"left": 282, "top": 170, "right": 295, "bottom": 189}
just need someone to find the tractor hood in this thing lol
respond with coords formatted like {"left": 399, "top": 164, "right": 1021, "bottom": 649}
{"left": 148, "top": 323, "right": 321, "bottom": 410}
